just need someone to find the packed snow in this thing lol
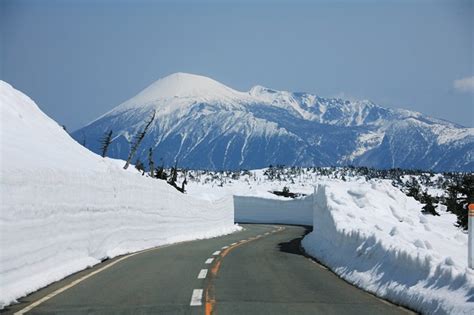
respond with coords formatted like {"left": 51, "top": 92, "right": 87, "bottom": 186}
{"left": 302, "top": 180, "right": 473, "bottom": 314}
{"left": 0, "top": 81, "right": 239, "bottom": 308}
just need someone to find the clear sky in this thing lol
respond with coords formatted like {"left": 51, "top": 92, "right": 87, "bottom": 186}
{"left": 1, "top": 0, "right": 473, "bottom": 130}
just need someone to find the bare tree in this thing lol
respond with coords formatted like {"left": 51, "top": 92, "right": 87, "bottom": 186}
{"left": 123, "top": 110, "right": 156, "bottom": 170}
{"left": 100, "top": 130, "right": 113, "bottom": 157}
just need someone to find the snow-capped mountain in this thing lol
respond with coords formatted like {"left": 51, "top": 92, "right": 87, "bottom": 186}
{"left": 72, "top": 73, "right": 474, "bottom": 171}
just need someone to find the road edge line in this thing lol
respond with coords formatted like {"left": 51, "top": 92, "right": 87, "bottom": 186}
{"left": 13, "top": 244, "right": 172, "bottom": 315}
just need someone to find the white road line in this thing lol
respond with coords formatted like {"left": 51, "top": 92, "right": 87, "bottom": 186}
{"left": 13, "top": 244, "right": 171, "bottom": 315}
{"left": 205, "top": 258, "right": 214, "bottom": 264}
{"left": 190, "top": 289, "right": 203, "bottom": 306}
{"left": 221, "top": 246, "right": 229, "bottom": 249}
{"left": 212, "top": 250, "right": 221, "bottom": 256}
{"left": 197, "top": 269, "right": 208, "bottom": 279}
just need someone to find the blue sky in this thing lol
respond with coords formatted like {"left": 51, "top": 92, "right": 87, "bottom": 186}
{"left": 1, "top": 0, "right": 472, "bottom": 130}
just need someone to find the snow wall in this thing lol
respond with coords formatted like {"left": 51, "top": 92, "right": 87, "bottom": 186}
{"left": 1, "top": 174, "right": 236, "bottom": 308}
{"left": 302, "top": 182, "right": 474, "bottom": 315}
{"left": 233, "top": 195, "right": 313, "bottom": 225}
{"left": 0, "top": 81, "right": 238, "bottom": 308}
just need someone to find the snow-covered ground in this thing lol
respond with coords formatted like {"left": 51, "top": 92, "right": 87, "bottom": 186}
{"left": 0, "top": 81, "right": 239, "bottom": 308}
{"left": 302, "top": 180, "right": 473, "bottom": 314}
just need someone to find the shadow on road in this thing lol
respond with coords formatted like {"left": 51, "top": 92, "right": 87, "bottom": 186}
{"left": 277, "top": 225, "right": 312, "bottom": 256}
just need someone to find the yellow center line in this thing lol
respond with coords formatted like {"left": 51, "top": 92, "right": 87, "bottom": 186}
{"left": 204, "top": 226, "right": 285, "bottom": 315}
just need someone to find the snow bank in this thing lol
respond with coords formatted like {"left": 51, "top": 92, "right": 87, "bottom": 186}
{"left": 302, "top": 180, "right": 474, "bottom": 314}
{"left": 0, "top": 81, "right": 238, "bottom": 308}
{"left": 233, "top": 195, "right": 313, "bottom": 225}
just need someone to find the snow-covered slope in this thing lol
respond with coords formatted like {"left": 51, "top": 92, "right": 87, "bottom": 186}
{"left": 0, "top": 81, "right": 238, "bottom": 308}
{"left": 302, "top": 181, "right": 473, "bottom": 314}
{"left": 73, "top": 72, "right": 473, "bottom": 172}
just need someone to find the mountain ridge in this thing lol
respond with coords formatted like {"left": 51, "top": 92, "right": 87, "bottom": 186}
{"left": 73, "top": 73, "right": 473, "bottom": 171}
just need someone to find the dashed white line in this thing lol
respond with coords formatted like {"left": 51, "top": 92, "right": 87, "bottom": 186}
{"left": 212, "top": 250, "right": 221, "bottom": 256}
{"left": 190, "top": 289, "right": 203, "bottom": 306}
{"left": 197, "top": 269, "right": 208, "bottom": 279}
{"left": 205, "top": 258, "right": 214, "bottom": 264}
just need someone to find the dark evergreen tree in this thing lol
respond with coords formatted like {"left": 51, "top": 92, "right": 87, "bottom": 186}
{"left": 445, "top": 174, "right": 473, "bottom": 229}
{"left": 123, "top": 110, "right": 156, "bottom": 169}
{"left": 156, "top": 160, "right": 168, "bottom": 180}
{"left": 405, "top": 177, "right": 421, "bottom": 201}
{"left": 148, "top": 147, "right": 155, "bottom": 178}
{"left": 100, "top": 130, "right": 113, "bottom": 158}
{"left": 421, "top": 191, "right": 440, "bottom": 216}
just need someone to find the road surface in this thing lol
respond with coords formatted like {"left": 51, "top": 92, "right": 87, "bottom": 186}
{"left": 4, "top": 224, "right": 413, "bottom": 314}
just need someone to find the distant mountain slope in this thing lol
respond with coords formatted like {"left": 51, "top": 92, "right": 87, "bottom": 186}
{"left": 72, "top": 73, "right": 473, "bottom": 171}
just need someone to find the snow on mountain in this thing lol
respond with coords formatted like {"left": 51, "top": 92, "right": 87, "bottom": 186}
{"left": 0, "top": 81, "right": 238, "bottom": 308}
{"left": 73, "top": 72, "right": 474, "bottom": 171}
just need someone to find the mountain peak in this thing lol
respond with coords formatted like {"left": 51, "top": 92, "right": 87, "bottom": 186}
{"left": 131, "top": 72, "right": 242, "bottom": 103}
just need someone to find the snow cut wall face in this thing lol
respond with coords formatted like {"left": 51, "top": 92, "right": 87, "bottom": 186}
{"left": 302, "top": 181, "right": 474, "bottom": 315}
{"left": 233, "top": 195, "right": 313, "bottom": 225}
{"left": 0, "top": 81, "right": 238, "bottom": 308}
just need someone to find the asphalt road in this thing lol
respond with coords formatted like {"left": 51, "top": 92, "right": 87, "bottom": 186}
{"left": 4, "top": 224, "right": 413, "bottom": 315}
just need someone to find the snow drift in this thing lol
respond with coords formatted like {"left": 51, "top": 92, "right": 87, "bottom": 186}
{"left": 302, "top": 180, "right": 474, "bottom": 314}
{"left": 0, "top": 81, "right": 238, "bottom": 308}
{"left": 233, "top": 195, "right": 313, "bottom": 225}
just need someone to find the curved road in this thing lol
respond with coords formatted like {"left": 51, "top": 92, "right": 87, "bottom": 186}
{"left": 5, "top": 225, "right": 413, "bottom": 314}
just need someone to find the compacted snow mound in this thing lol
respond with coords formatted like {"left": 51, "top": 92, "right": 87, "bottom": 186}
{"left": 0, "top": 81, "right": 239, "bottom": 308}
{"left": 302, "top": 180, "right": 474, "bottom": 314}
